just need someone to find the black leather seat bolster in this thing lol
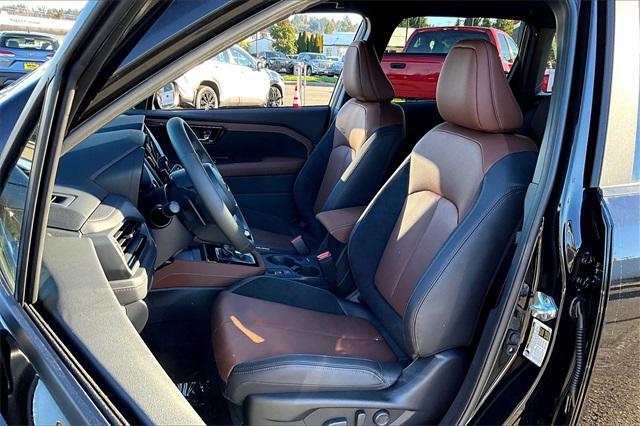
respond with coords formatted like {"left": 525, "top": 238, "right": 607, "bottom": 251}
{"left": 225, "top": 354, "right": 402, "bottom": 405}
{"left": 322, "top": 123, "right": 405, "bottom": 212}
{"left": 348, "top": 160, "right": 411, "bottom": 348}
{"left": 404, "top": 151, "right": 538, "bottom": 356}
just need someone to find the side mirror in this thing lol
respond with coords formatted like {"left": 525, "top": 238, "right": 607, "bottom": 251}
{"left": 256, "top": 61, "right": 265, "bottom": 70}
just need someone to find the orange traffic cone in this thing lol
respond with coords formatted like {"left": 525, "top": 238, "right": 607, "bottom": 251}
{"left": 292, "top": 85, "right": 301, "bottom": 108}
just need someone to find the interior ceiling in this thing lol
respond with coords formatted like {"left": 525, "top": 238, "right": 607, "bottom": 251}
{"left": 308, "top": 1, "right": 556, "bottom": 28}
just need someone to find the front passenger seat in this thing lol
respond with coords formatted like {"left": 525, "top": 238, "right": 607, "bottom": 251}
{"left": 212, "top": 40, "right": 538, "bottom": 423}
{"left": 248, "top": 40, "right": 405, "bottom": 253}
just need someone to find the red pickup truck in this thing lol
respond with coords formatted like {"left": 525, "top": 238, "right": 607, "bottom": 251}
{"left": 381, "top": 26, "right": 519, "bottom": 100}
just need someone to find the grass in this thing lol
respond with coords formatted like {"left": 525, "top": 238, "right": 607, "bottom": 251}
{"left": 282, "top": 74, "right": 338, "bottom": 84}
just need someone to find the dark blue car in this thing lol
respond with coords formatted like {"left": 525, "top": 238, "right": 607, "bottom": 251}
{"left": 0, "top": 31, "right": 58, "bottom": 88}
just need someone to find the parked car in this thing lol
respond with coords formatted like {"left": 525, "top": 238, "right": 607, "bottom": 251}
{"left": 0, "top": 1, "right": 637, "bottom": 426}
{"left": 260, "top": 51, "right": 289, "bottom": 72}
{"left": 542, "top": 68, "right": 555, "bottom": 92}
{"left": 264, "top": 68, "right": 286, "bottom": 106}
{"left": 328, "top": 57, "right": 344, "bottom": 76}
{"left": 0, "top": 31, "right": 58, "bottom": 88}
{"left": 157, "top": 45, "right": 284, "bottom": 109}
{"left": 296, "top": 52, "right": 334, "bottom": 75}
{"left": 381, "top": 26, "right": 518, "bottom": 99}
{"left": 285, "top": 54, "right": 298, "bottom": 73}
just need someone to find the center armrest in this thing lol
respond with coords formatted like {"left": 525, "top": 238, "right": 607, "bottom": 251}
{"left": 316, "top": 206, "right": 366, "bottom": 244}
{"left": 153, "top": 251, "right": 265, "bottom": 289}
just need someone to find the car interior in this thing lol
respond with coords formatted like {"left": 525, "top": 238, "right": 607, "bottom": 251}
{"left": 14, "top": 1, "right": 560, "bottom": 424}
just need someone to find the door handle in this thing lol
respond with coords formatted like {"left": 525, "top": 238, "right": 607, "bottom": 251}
{"left": 190, "top": 125, "right": 225, "bottom": 144}
{"left": 390, "top": 63, "right": 406, "bottom": 69}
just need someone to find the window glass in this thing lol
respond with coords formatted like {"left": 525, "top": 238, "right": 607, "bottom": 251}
{"left": 0, "top": 34, "right": 59, "bottom": 51}
{"left": 155, "top": 12, "right": 362, "bottom": 110}
{"left": 507, "top": 37, "right": 519, "bottom": 58}
{"left": 214, "top": 50, "right": 231, "bottom": 63}
{"left": 541, "top": 35, "right": 556, "bottom": 94}
{"left": 498, "top": 34, "right": 512, "bottom": 61}
{"left": 0, "top": 129, "right": 37, "bottom": 290}
{"left": 405, "top": 30, "right": 490, "bottom": 54}
{"left": 383, "top": 17, "right": 522, "bottom": 101}
{"left": 230, "top": 47, "right": 255, "bottom": 68}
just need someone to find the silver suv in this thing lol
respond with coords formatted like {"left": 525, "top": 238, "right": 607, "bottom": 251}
{"left": 157, "top": 45, "right": 285, "bottom": 109}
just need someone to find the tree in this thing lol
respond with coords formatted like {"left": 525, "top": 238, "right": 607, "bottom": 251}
{"left": 325, "top": 20, "right": 335, "bottom": 34}
{"left": 464, "top": 17, "right": 483, "bottom": 26}
{"left": 493, "top": 19, "right": 517, "bottom": 35}
{"left": 455, "top": 18, "right": 463, "bottom": 26}
{"left": 291, "top": 14, "right": 308, "bottom": 31}
{"left": 479, "top": 18, "right": 492, "bottom": 28}
{"left": 296, "top": 32, "right": 307, "bottom": 53}
{"left": 309, "top": 34, "right": 317, "bottom": 53}
{"left": 399, "top": 17, "right": 428, "bottom": 28}
{"left": 239, "top": 38, "right": 251, "bottom": 52}
{"left": 270, "top": 20, "right": 297, "bottom": 54}
{"left": 315, "top": 34, "right": 324, "bottom": 53}
{"left": 336, "top": 16, "right": 357, "bottom": 32}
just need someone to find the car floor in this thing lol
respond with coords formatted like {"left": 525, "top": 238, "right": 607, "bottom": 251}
{"left": 142, "top": 318, "right": 232, "bottom": 424}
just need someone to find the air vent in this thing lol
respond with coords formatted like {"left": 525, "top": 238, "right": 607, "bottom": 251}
{"left": 114, "top": 220, "right": 146, "bottom": 269}
{"left": 50, "top": 193, "right": 75, "bottom": 207}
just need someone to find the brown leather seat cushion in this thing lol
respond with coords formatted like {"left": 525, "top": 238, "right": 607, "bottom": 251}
{"left": 212, "top": 291, "right": 396, "bottom": 381}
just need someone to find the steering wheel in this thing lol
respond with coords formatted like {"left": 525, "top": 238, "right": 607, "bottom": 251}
{"left": 166, "top": 117, "right": 254, "bottom": 252}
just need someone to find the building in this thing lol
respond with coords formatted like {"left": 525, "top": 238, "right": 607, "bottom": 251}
{"left": 0, "top": 10, "right": 74, "bottom": 42}
{"left": 322, "top": 32, "right": 355, "bottom": 59}
{"left": 245, "top": 32, "right": 272, "bottom": 56}
{"left": 387, "top": 27, "right": 417, "bottom": 52}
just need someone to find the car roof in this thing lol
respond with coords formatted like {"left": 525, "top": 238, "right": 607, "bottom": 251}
{"left": 413, "top": 26, "right": 496, "bottom": 34}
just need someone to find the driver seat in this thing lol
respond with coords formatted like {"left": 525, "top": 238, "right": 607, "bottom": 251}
{"left": 247, "top": 40, "right": 405, "bottom": 253}
{"left": 212, "top": 40, "right": 538, "bottom": 422}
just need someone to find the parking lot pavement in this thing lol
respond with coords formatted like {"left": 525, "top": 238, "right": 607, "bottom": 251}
{"left": 283, "top": 82, "right": 334, "bottom": 107}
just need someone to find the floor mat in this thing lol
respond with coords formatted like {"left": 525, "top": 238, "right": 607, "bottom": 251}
{"left": 177, "top": 379, "right": 231, "bottom": 425}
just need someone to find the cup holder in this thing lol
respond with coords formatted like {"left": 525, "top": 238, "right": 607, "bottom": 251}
{"left": 266, "top": 255, "right": 321, "bottom": 277}
{"left": 294, "top": 265, "right": 320, "bottom": 277}
{"left": 266, "top": 255, "right": 296, "bottom": 268}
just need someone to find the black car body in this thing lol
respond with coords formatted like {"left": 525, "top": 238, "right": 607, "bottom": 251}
{"left": 260, "top": 50, "right": 289, "bottom": 72}
{"left": 0, "top": 1, "right": 637, "bottom": 425}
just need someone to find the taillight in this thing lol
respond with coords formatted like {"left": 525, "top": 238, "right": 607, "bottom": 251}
{"left": 46, "top": 53, "right": 55, "bottom": 60}
{"left": 0, "top": 50, "right": 15, "bottom": 58}
{"left": 541, "top": 74, "right": 549, "bottom": 92}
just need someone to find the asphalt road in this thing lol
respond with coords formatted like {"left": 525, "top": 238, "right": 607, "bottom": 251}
{"left": 579, "top": 279, "right": 640, "bottom": 425}
{"left": 283, "top": 82, "right": 334, "bottom": 107}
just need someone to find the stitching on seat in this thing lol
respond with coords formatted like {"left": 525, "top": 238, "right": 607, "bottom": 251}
{"left": 218, "top": 318, "right": 385, "bottom": 342}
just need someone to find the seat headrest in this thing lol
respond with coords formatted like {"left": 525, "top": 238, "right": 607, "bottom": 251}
{"left": 343, "top": 40, "right": 395, "bottom": 102}
{"left": 436, "top": 39, "right": 523, "bottom": 133}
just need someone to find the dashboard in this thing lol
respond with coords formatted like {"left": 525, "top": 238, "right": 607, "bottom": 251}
{"left": 44, "top": 115, "right": 167, "bottom": 331}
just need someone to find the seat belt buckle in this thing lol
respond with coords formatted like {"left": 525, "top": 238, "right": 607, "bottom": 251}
{"left": 316, "top": 251, "right": 337, "bottom": 282}
{"left": 290, "top": 235, "right": 310, "bottom": 255}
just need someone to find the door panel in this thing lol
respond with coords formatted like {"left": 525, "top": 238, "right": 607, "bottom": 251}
{"left": 144, "top": 106, "right": 331, "bottom": 222}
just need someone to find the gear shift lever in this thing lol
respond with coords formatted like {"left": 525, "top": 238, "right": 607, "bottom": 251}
{"left": 215, "top": 245, "right": 257, "bottom": 265}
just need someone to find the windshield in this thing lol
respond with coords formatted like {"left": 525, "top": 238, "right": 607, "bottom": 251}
{"left": 0, "top": 34, "right": 59, "bottom": 51}
{"left": 405, "top": 30, "right": 490, "bottom": 54}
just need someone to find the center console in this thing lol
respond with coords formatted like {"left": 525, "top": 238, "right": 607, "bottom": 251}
{"left": 153, "top": 242, "right": 332, "bottom": 290}
{"left": 263, "top": 253, "right": 327, "bottom": 287}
